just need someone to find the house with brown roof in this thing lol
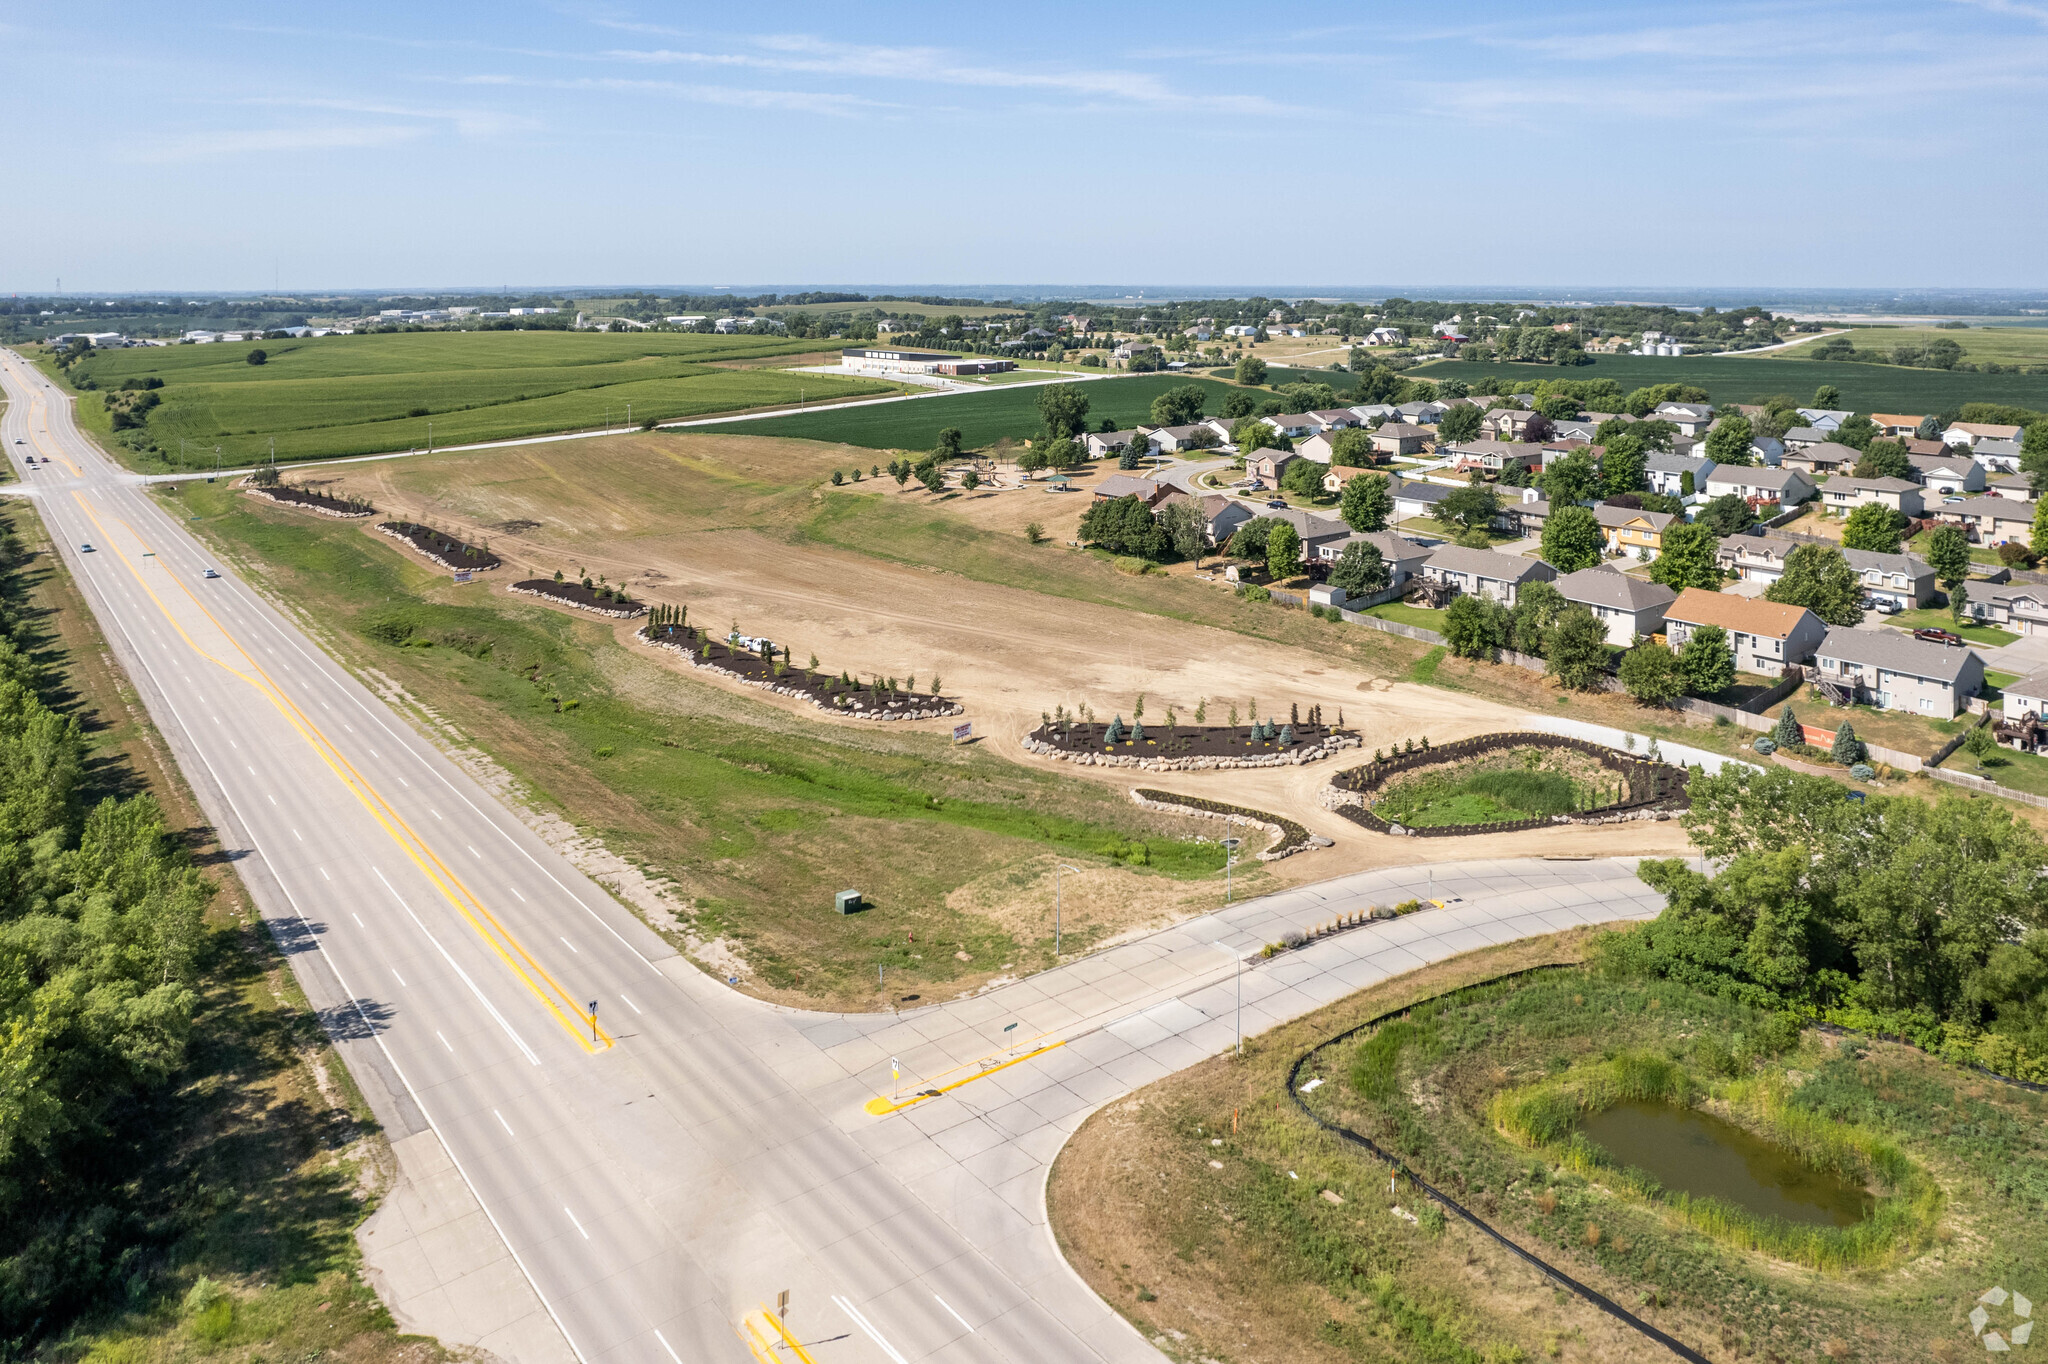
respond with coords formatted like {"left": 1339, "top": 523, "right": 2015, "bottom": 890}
{"left": 1480, "top": 407, "right": 1542, "bottom": 439}
{"left": 1369, "top": 422, "right": 1431, "bottom": 457}
{"left": 1871, "top": 413, "right": 1928, "bottom": 439}
{"left": 1197, "top": 494, "right": 1254, "bottom": 547}
{"left": 1703, "top": 465, "right": 1816, "bottom": 509}
{"left": 1779, "top": 441, "right": 1860, "bottom": 478}
{"left": 1310, "top": 408, "right": 1361, "bottom": 430}
{"left": 1945, "top": 421, "right": 2025, "bottom": 446}
{"left": 1091, "top": 474, "right": 1172, "bottom": 506}
{"left": 1446, "top": 438, "right": 1543, "bottom": 473}
{"left": 1247, "top": 450, "right": 1298, "bottom": 484}
{"left": 1311, "top": 531, "right": 1431, "bottom": 593}
{"left": 1936, "top": 495, "right": 2034, "bottom": 545}
{"left": 1661, "top": 589, "right": 1826, "bottom": 677}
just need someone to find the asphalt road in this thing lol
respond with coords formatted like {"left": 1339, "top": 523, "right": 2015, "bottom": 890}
{"left": 0, "top": 349, "right": 1669, "bottom": 1364}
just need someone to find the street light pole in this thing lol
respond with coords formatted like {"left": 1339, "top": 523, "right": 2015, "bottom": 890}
{"left": 1054, "top": 864, "right": 1079, "bottom": 957}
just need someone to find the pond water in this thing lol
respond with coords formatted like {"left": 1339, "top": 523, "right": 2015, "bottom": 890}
{"left": 1579, "top": 1100, "right": 1873, "bottom": 1227}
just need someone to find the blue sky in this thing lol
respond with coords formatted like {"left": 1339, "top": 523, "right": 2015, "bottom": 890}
{"left": 10, "top": 1, "right": 2047, "bottom": 293}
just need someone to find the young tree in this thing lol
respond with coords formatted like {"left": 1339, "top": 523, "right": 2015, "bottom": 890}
{"left": 1647, "top": 520, "right": 1724, "bottom": 590}
{"left": 1339, "top": 470, "right": 1393, "bottom": 532}
{"left": 1619, "top": 637, "right": 1686, "bottom": 704}
{"left": 2032, "top": 495, "right": 2048, "bottom": 560}
{"left": 1926, "top": 524, "right": 1973, "bottom": 596}
{"left": 1035, "top": 384, "right": 1091, "bottom": 439}
{"left": 1433, "top": 481, "right": 1501, "bottom": 538}
{"left": 1774, "top": 706, "right": 1804, "bottom": 748}
{"left": 1546, "top": 607, "right": 1612, "bottom": 690}
{"left": 1039, "top": 436, "right": 1082, "bottom": 470}
{"left": 1704, "top": 413, "right": 1756, "bottom": 467}
{"left": 959, "top": 468, "right": 981, "bottom": 491}
{"left": 1949, "top": 578, "right": 1971, "bottom": 624}
{"left": 1830, "top": 721, "right": 1865, "bottom": 766}
{"left": 1232, "top": 417, "right": 1276, "bottom": 454}
{"left": 1436, "top": 403, "right": 1483, "bottom": 444}
{"left": 1841, "top": 501, "right": 1906, "bottom": 553}
{"left": 1442, "top": 593, "right": 1507, "bottom": 659}
{"left": 1156, "top": 499, "right": 1205, "bottom": 563}
{"left": 935, "top": 427, "right": 964, "bottom": 458}
{"left": 1265, "top": 522, "right": 1302, "bottom": 582}
{"left": 1764, "top": 544, "right": 1865, "bottom": 625}
{"left": 1679, "top": 624, "right": 1735, "bottom": 696}
{"left": 1540, "top": 504, "right": 1605, "bottom": 572}
{"left": 1328, "top": 540, "right": 1390, "bottom": 597}
{"left": 1696, "top": 493, "right": 1758, "bottom": 537}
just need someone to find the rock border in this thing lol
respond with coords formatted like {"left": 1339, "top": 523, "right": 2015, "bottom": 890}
{"left": 1128, "top": 788, "right": 1321, "bottom": 861}
{"left": 640, "top": 629, "right": 964, "bottom": 722}
{"left": 1023, "top": 732, "right": 1359, "bottom": 772}
{"left": 243, "top": 486, "right": 374, "bottom": 519}
{"left": 508, "top": 582, "right": 647, "bottom": 619}
{"left": 378, "top": 522, "right": 499, "bottom": 573}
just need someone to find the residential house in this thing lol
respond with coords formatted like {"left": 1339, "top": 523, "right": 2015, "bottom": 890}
{"left": 1945, "top": 421, "right": 2025, "bottom": 447}
{"left": 1419, "top": 545, "right": 1558, "bottom": 606}
{"left": 1797, "top": 408, "right": 1854, "bottom": 431}
{"left": 1936, "top": 495, "right": 2034, "bottom": 545}
{"left": 1197, "top": 495, "right": 1254, "bottom": 548}
{"left": 1872, "top": 413, "right": 1928, "bottom": 439}
{"left": 1199, "top": 417, "right": 1239, "bottom": 444}
{"left": 1779, "top": 441, "right": 1860, "bottom": 478}
{"left": 1084, "top": 429, "right": 1141, "bottom": 459}
{"left": 1662, "top": 590, "right": 1827, "bottom": 677}
{"left": 1969, "top": 584, "right": 2048, "bottom": 636}
{"left": 1447, "top": 438, "right": 1543, "bottom": 473}
{"left": 1715, "top": 531, "right": 1804, "bottom": 585}
{"left": 1973, "top": 438, "right": 2024, "bottom": 473}
{"left": 1594, "top": 503, "right": 1676, "bottom": 561}
{"left": 1552, "top": 419, "right": 1601, "bottom": 442}
{"left": 1369, "top": 422, "right": 1431, "bottom": 457}
{"left": 1256, "top": 507, "right": 1352, "bottom": 560}
{"left": 1311, "top": 531, "right": 1430, "bottom": 594}
{"left": 1902, "top": 449, "right": 1985, "bottom": 496}
{"left": 1842, "top": 547, "right": 1938, "bottom": 609}
{"left": 2001, "top": 670, "right": 2048, "bottom": 721}
{"left": 1702, "top": 465, "right": 1817, "bottom": 509}
{"left": 1387, "top": 477, "right": 1454, "bottom": 523}
{"left": 1091, "top": 474, "right": 1172, "bottom": 507}
{"left": 1644, "top": 450, "right": 1716, "bottom": 498}
{"left": 1509, "top": 494, "right": 1553, "bottom": 536}
{"left": 1363, "top": 326, "right": 1405, "bottom": 346}
{"left": 1818, "top": 475, "right": 1925, "bottom": 519}
{"left": 1247, "top": 450, "right": 1298, "bottom": 485}
{"left": 1222, "top": 324, "right": 1257, "bottom": 338}
{"left": 1812, "top": 628, "right": 1983, "bottom": 716}
{"left": 1481, "top": 407, "right": 1543, "bottom": 439}
{"left": 1263, "top": 413, "right": 1321, "bottom": 439}
{"left": 1394, "top": 400, "right": 1448, "bottom": 425}
{"left": 1147, "top": 423, "right": 1217, "bottom": 454}
{"left": 1310, "top": 408, "right": 1362, "bottom": 430}
{"left": 1781, "top": 426, "right": 1832, "bottom": 451}
{"left": 1748, "top": 436, "right": 1786, "bottom": 466}
{"left": 1554, "top": 567, "right": 1677, "bottom": 645}
{"left": 1296, "top": 430, "right": 1350, "bottom": 465}
{"left": 1654, "top": 403, "right": 1716, "bottom": 436}
{"left": 1988, "top": 472, "right": 2037, "bottom": 501}
{"left": 1348, "top": 403, "right": 1401, "bottom": 424}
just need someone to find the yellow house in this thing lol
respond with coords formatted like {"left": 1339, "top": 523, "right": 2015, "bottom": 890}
{"left": 1593, "top": 504, "right": 1676, "bottom": 561}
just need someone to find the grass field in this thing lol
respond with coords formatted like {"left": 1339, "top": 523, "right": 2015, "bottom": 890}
{"left": 1886, "top": 609, "right": 2020, "bottom": 647}
{"left": 1415, "top": 353, "right": 2048, "bottom": 413}
{"left": 47, "top": 330, "right": 892, "bottom": 470}
{"left": 1052, "top": 937, "right": 2043, "bottom": 1364}
{"left": 3, "top": 503, "right": 437, "bottom": 1364}
{"left": 1836, "top": 326, "right": 2048, "bottom": 367}
{"left": 695, "top": 374, "right": 1244, "bottom": 451}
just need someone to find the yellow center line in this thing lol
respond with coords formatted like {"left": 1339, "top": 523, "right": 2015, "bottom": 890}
{"left": 67, "top": 488, "right": 613, "bottom": 1053}
{"left": 864, "top": 1040, "right": 1066, "bottom": 1116}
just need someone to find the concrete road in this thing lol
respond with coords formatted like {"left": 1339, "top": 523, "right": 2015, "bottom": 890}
{"left": 0, "top": 350, "right": 1668, "bottom": 1364}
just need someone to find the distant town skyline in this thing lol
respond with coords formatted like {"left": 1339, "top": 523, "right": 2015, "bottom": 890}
{"left": 9, "top": 1, "right": 2047, "bottom": 292}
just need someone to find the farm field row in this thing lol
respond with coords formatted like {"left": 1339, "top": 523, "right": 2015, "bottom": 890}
{"left": 45, "top": 329, "right": 889, "bottom": 469}
{"left": 1415, "top": 352, "right": 2048, "bottom": 411}
{"left": 1833, "top": 325, "right": 2048, "bottom": 366}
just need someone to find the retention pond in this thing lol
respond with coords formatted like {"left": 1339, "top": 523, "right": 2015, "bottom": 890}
{"left": 1579, "top": 1100, "right": 1872, "bottom": 1227}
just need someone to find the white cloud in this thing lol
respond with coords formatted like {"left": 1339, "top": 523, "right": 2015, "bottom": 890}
{"left": 132, "top": 125, "right": 425, "bottom": 161}
{"left": 443, "top": 73, "right": 895, "bottom": 118}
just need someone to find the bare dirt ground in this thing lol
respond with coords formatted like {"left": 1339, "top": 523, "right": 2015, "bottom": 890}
{"left": 300, "top": 435, "right": 1694, "bottom": 887}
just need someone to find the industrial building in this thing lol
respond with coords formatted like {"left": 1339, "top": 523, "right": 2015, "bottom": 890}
{"left": 839, "top": 348, "right": 1015, "bottom": 376}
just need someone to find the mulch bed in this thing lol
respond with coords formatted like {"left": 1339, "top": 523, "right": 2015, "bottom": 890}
{"left": 639, "top": 623, "right": 962, "bottom": 721}
{"left": 509, "top": 578, "right": 645, "bottom": 618}
{"left": 1029, "top": 712, "right": 1342, "bottom": 759}
{"left": 245, "top": 483, "right": 374, "bottom": 518}
{"left": 379, "top": 521, "right": 501, "bottom": 571}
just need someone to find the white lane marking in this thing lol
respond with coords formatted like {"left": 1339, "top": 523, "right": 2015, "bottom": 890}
{"left": 934, "top": 1295, "right": 973, "bottom": 1333}
{"left": 563, "top": 1206, "right": 590, "bottom": 1240}
{"left": 374, "top": 867, "right": 540, "bottom": 1066}
{"left": 429, "top": 808, "right": 441, "bottom": 820}
{"left": 437, "top": 1030, "right": 454, "bottom": 1053}
{"left": 391, "top": 966, "right": 407, "bottom": 987}
{"left": 494, "top": 1109, "right": 515, "bottom": 1137}
{"left": 559, "top": 937, "right": 579, "bottom": 954}
{"left": 399, "top": 777, "right": 409, "bottom": 787}
{"left": 345, "top": 724, "right": 354, "bottom": 732}
{"left": 620, "top": 995, "right": 641, "bottom": 1015}
{"left": 353, "top": 913, "right": 364, "bottom": 926}
{"left": 246, "top": 766, "right": 255, "bottom": 776}
{"left": 292, "top": 828, "right": 303, "bottom": 841}
{"left": 653, "top": 1330, "right": 682, "bottom": 1364}
{"left": 468, "top": 845, "right": 480, "bottom": 857}
{"left": 510, "top": 886, "right": 526, "bottom": 901}
{"left": 320, "top": 866, "right": 331, "bottom": 881}
{"left": 834, "top": 1296, "right": 909, "bottom": 1364}
{"left": 267, "top": 793, "right": 277, "bottom": 806}
{"left": 229, "top": 739, "right": 238, "bottom": 749}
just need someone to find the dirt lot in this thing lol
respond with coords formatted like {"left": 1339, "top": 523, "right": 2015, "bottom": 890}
{"left": 292, "top": 434, "right": 1695, "bottom": 881}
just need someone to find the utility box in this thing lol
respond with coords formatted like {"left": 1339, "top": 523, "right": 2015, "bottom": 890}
{"left": 835, "top": 889, "right": 864, "bottom": 915}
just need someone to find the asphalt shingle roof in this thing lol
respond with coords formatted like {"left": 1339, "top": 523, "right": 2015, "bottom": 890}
{"left": 1817, "top": 627, "right": 1980, "bottom": 684}
{"left": 1554, "top": 567, "right": 1677, "bottom": 613}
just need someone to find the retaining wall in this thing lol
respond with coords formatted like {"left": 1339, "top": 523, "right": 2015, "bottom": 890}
{"left": 1022, "top": 731, "right": 1359, "bottom": 772}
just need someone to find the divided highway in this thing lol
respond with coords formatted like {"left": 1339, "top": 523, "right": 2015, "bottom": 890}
{"left": 0, "top": 351, "right": 1667, "bottom": 1364}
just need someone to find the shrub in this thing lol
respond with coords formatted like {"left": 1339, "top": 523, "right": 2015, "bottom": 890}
{"left": 1752, "top": 736, "right": 1777, "bottom": 754}
{"left": 1850, "top": 762, "right": 1875, "bottom": 781}
{"left": 1239, "top": 583, "right": 1272, "bottom": 602}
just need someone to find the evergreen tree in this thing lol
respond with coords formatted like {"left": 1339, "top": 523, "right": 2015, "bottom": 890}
{"left": 1830, "top": 722, "right": 1865, "bottom": 766}
{"left": 1774, "top": 706, "right": 1803, "bottom": 748}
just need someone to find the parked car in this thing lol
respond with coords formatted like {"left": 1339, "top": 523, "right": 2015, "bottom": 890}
{"left": 1914, "top": 627, "right": 1964, "bottom": 646}
{"left": 1861, "top": 596, "right": 1901, "bottom": 615}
